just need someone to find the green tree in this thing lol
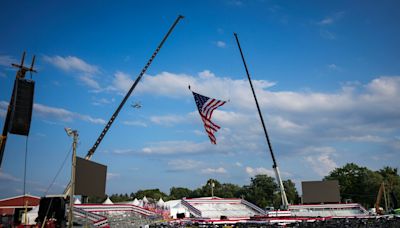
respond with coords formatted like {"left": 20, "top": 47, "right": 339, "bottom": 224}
{"left": 189, "top": 188, "right": 203, "bottom": 198}
{"left": 134, "top": 189, "right": 167, "bottom": 201}
{"left": 324, "top": 163, "right": 382, "bottom": 208}
{"left": 187, "top": 179, "right": 243, "bottom": 199}
{"left": 377, "top": 167, "right": 400, "bottom": 209}
{"left": 283, "top": 179, "right": 300, "bottom": 204}
{"left": 195, "top": 179, "right": 222, "bottom": 197}
{"left": 169, "top": 187, "right": 192, "bottom": 200}
{"left": 245, "top": 174, "right": 278, "bottom": 208}
{"left": 219, "top": 183, "right": 243, "bottom": 198}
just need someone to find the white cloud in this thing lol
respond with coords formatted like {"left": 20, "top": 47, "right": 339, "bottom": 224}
{"left": 108, "top": 71, "right": 133, "bottom": 94}
{"left": 235, "top": 162, "right": 243, "bottom": 167}
{"left": 317, "top": 12, "right": 344, "bottom": 26}
{"left": 33, "top": 103, "right": 106, "bottom": 124}
{"left": 201, "top": 167, "right": 227, "bottom": 174}
{"left": 107, "top": 173, "right": 121, "bottom": 180}
{"left": 328, "top": 64, "right": 338, "bottom": 70}
{"left": 103, "top": 72, "right": 400, "bottom": 168}
{"left": 269, "top": 116, "right": 306, "bottom": 133}
{"left": 0, "top": 171, "right": 20, "bottom": 182}
{"left": 167, "top": 159, "right": 202, "bottom": 171}
{"left": 112, "top": 148, "right": 136, "bottom": 155}
{"left": 302, "top": 146, "right": 338, "bottom": 177}
{"left": 92, "top": 97, "right": 114, "bottom": 106}
{"left": 227, "top": 0, "right": 243, "bottom": 6}
{"left": 0, "top": 101, "right": 8, "bottom": 117}
{"left": 141, "top": 141, "right": 210, "bottom": 155}
{"left": 150, "top": 114, "right": 187, "bottom": 126}
{"left": 110, "top": 70, "right": 275, "bottom": 109}
{"left": 245, "top": 166, "right": 275, "bottom": 177}
{"left": 43, "top": 55, "right": 101, "bottom": 89}
{"left": 43, "top": 55, "right": 99, "bottom": 74}
{"left": 216, "top": 41, "right": 226, "bottom": 48}
{"left": 318, "top": 17, "right": 333, "bottom": 25}
{"left": 122, "top": 120, "right": 147, "bottom": 127}
{"left": 320, "top": 30, "right": 336, "bottom": 40}
{"left": 339, "top": 135, "right": 385, "bottom": 143}
{"left": 0, "top": 55, "right": 17, "bottom": 67}
{"left": 365, "top": 76, "right": 400, "bottom": 97}
{"left": 245, "top": 166, "right": 292, "bottom": 178}
{"left": 80, "top": 75, "right": 101, "bottom": 90}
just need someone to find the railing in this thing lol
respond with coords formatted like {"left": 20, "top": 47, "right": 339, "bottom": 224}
{"left": 73, "top": 206, "right": 109, "bottom": 227}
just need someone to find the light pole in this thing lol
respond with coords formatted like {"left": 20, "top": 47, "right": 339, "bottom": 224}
{"left": 65, "top": 128, "right": 78, "bottom": 228}
{"left": 210, "top": 180, "right": 215, "bottom": 198}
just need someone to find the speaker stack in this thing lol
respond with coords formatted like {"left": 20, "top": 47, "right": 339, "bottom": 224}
{"left": 9, "top": 78, "right": 35, "bottom": 136}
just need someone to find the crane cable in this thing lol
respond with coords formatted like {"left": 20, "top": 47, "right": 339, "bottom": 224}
{"left": 44, "top": 144, "right": 73, "bottom": 195}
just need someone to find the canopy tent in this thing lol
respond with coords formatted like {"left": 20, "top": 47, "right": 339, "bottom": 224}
{"left": 132, "top": 198, "right": 140, "bottom": 206}
{"left": 157, "top": 198, "right": 165, "bottom": 208}
{"left": 142, "top": 196, "right": 148, "bottom": 204}
{"left": 102, "top": 197, "right": 114, "bottom": 205}
{"left": 74, "top": 198, "right": 81, "bottom": 204}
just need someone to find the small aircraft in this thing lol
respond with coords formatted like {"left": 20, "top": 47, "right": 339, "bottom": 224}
{"left": 131, "top": 102, "right": 142, "bottom": 109}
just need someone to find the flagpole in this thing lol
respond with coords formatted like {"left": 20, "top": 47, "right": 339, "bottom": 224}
{"left": 233, "top": 33, "right": 289, "bottom": 208}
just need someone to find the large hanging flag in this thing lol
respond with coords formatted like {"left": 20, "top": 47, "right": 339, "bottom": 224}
{"left": 191, "top": 88, "right": 226, "bottom": 144}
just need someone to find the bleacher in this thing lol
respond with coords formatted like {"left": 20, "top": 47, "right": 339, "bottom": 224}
{"left": 182, "top": 197, "right": 264, "bottom": 219}
{"left": 288, "top": 203, "right": 369, "bottom": 218}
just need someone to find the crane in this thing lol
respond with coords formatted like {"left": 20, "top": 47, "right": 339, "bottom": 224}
{"left": 234, "top": 33, "right": 289, "bottom": 209}
{"left": 63, "top": 15, "right": 184, "bottom": 195}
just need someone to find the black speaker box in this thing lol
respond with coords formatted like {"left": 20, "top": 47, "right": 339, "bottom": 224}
{"left": 9, "top": 78, "right": 35, "bottom": 136}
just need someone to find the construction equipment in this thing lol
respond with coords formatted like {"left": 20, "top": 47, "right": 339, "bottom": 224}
{"left": 234, "top": 33, "right": 289, "bottom": 209}
{"left": 63, "top": 15, "right": 184, "bottom": 196}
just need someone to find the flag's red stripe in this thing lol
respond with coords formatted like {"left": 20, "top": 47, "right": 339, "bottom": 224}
{"left": 200, "top": 114, "right": 220, "bottom": 130}
{"left": 203, "top": 100, "right": 225, "bottom": 119}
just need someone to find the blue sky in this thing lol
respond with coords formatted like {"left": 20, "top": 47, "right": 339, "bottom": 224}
{"left": 1, "top": 0, "right": 400, "bottom": 198}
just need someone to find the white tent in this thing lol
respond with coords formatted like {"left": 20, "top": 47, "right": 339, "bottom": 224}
{"left": 102, "top": 197, "right": 114, "bottom": 205}
{"left": 156, "top": 198, "right": 165, "bottom": 208}
{"left": 74, "top": 198, "right": 81, "bottom": 204}
{"left": 142, "top": 196, "right": 148, "bottom": 204}
{"left": 21, "top": 206, "right": 39, "bottom": 225}
{"left": 132, "top": 198, "right": 140, "bottom": 206}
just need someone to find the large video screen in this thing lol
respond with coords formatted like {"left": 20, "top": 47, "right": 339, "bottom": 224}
{"left": 75, "top": 157, "right": 107, "bottom": 197}
{"left": 302, "top": 180, "right": 340, "bottom": 204}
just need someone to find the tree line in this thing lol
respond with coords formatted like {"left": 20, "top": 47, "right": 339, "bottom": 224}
{"left": 89, "top": 163, "right": 399, "bottom": 210}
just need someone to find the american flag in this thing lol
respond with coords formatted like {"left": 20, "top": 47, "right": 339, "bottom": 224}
{"left": 192, "top": 91, "right": 226, "bottom": 144}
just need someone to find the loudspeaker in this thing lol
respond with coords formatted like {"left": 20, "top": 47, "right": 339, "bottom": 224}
{"left": 9, "top": 78, "right": 35, "bottom": 136}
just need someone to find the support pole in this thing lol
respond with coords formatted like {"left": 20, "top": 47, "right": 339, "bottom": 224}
{"left": 66, "top": 129, "right": 78, "bottom": 228}
{"left": 234, "top": 33, "right": 289, "bottom": 208}
{"left": 210, "top": 181, "right": 215, "bottom": 198}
